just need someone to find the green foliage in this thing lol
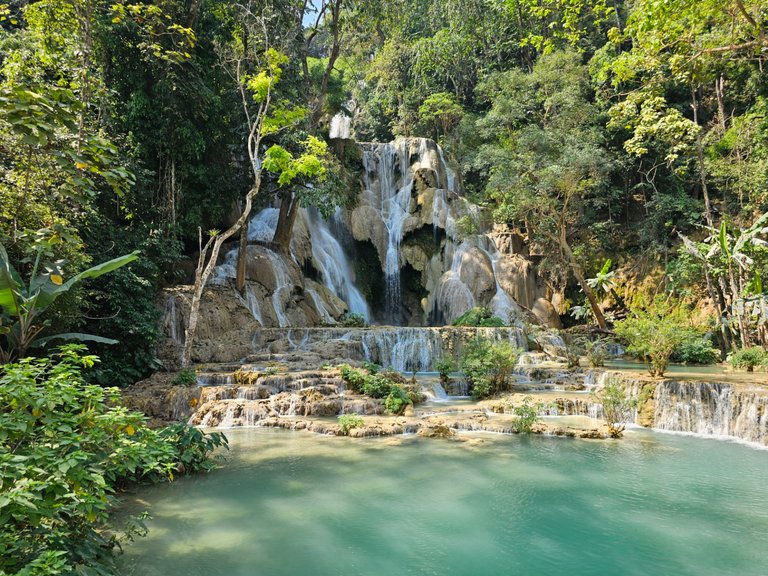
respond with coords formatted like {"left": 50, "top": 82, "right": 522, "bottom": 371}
{"left": 338, "top": 364, "right": 413, "bottom": 414}
{"left": 729, "top": 347, "right": 768, "bottom": 372}
{"left": 340, "top": 312, "right": 367, "bottom": 327}
{"left": 511, "top": 396, "right": 543, "bottom": 434}
{"left": 460, "top": 337, "right": 521, "bottom": 399}
{"left": 173, "top": 368, "right": 198, "bottom": 387}
{"left": 592, "top": 378, "right": 637, "bottom": 438}
{"left": 671, "top": 334, "right": 721, "bottom": 365}
{"left": 263, "top": 136, "right": 328, "bottom": 187}
{"left": 452, "top": 306, "right": 505, "bottom": 327}
{"left": 585, "top": 339, "right": 609, "bottom": 367}
{"left": 338, "top": 413, "right": 365, "bottom": 435}
{"left": 434, "top": 357, "right": 455, "bottom": 383}
{"left": 0, "top": 241, "right": 138, "bottom": 362}
{"left": 383, "top": 385, "right": 411, "bottom": 415}
{"left": 614, "top": 297, "right": 701, "bottom": 377}
{"left": 0, "top": 346, "right": 227, "bottom": 576}
{"left": 417, "top": 91, "right": 464, "bottom": 141}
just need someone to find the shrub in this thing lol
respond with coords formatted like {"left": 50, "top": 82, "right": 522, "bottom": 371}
{"left": 511, "top": 396, "right": 543, "bottom": 433}
{"left": 585, "top": 339, "right": 609, "bottom": 367}
{"left": 730, "top": 346, "right": 767, "bottom": 372}
{"left": 434, "top": 357, "right": 455, "bottom": 384}
{"left": 384, "top": 386, "right": 411, "bottom": 415}
{"left": 338, "top": 414, "right": 365, "bottom": 435}
{"left": 0, "top": 346, "right": 228, "bottom": 576}
{"left": 452, "top": 306, "right": 505, "bottom": 327}
{"left": 340, "top": 312, "right": 367, "bottom": 327}
{"left": 338, "top": 364, "right": 413, "bottom": 414}
{"left": 671, "top": 333, "right": 721, "bottom": 365}
{"left": 592, "top": 378, "right": 637, "bottom": 438}
{"left": 173, "top": 368, "right": 198, "bottom": 386}
{"left": 460, "top": 337, "right": 521, "bottom": 399}
{"left": 614, "top": 296, "right": 701, "bottom": 377}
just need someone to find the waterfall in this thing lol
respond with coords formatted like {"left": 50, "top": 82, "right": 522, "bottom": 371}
{"left": 305, "top": 209, "right": 370, "bottom": 320}
{"left": 361, "top": 327, "right": 444, "bottom": 372}
{"left": 361, "top": 142, "right": 414, "bottom": 323}
{"left": 266, "top": 250, "right": 292, "bottom": 328}
{"left": 487, "top": 240, "right": 521, "bottom": 324}
{"left": 329, "top": 113, "right": 352, "bottom": 139}
{"left": 652, "top": 381, "right": 768, "bottom": 443}
{"left": 235, "top": 284, "right": 264, "bottom": 325}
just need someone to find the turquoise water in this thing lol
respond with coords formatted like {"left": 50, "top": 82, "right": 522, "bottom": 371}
{"left": 118, "top": 429, "right": 768, "bottom": 576}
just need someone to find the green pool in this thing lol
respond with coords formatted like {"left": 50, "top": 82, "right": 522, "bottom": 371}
{"left": 117, "top": 429, "right": 768, "bottom": 576}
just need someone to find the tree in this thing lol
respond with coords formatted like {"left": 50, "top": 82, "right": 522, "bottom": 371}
{"left": 614, "top": 296, "right": 701, "bottom": 377}
{"left": 181, "top": 40, "right": 283, "bottom": 368}
{"left": 418, "top": 91, "right": 464, "bottom": 142}
{"left": 592, "top": 377, "right": 637, "bottom": 438}
{"left": 475, "top": 50, "right": 612, "bottom": 329}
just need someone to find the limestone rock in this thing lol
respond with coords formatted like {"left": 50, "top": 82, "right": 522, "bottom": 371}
{"left": 496, "top": 254, "right": 539, "bottom": 309}
{"left": 532, "top": 297, "right": 563, "bottom": 329}
{"left": 458, "top": 246, "right": 496, "bottom": 304}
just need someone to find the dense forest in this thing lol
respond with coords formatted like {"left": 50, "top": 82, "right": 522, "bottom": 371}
{"left": 1, "top": 0, "right": 768, "bottom": 383}
{"left": 3, "top": 2, "right": 768, "bottom": 574}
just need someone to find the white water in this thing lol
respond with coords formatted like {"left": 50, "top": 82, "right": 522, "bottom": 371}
{"left": 266, "top": 250, "right": 292, "bottom": 328}
{"left": 361, "top": 327, "right": 443, "bottom": 372}
{"left": 306, "top": 209, "right": 370, "bottom": 320}
{"left": 329, "top": 113, "right": 352, "bottom": 139}
{"left": 361, "top": 142, "right": 414, "bottom": 323}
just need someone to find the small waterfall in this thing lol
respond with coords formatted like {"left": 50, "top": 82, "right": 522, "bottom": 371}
{"left": 487, "top": 240, "right": 520, "bottom": 324}
{"left": 362, "top": 141, "right": 414, "bottom": 323}
{"left": 266, "top": 250, "right": 292, "bottom": 327}
{"left": 361, "top": 328, "right": 444, "bottom": 372}
{"left": 235, "top": 284, "right": 264, "bottom": 325}
{"left": 652, "top": 381, "right": 768, "bottom": 443}
{"left": 306, "top": 209, "right": 370, "bottom": 320}
{"left": 329, "top": 113, "right": 352, "bottom": 139}
{"left": 162, "top": 294, "right": 184, "bottom": 348}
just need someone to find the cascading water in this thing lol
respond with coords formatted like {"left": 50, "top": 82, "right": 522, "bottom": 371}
{"left": 305, "top": 209, "right": 370, "bottom": 320}
{"left": 361, "top": 142, "right": 414, "bottom": 323}
{"left": 266, "top": 250, "right": 292, "bottom": 328}
{"left": 360, "top": 327, "right": 444, "bottom": 372}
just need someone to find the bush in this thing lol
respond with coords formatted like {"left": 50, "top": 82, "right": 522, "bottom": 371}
{"left": 585, "top": 339, "right": 609, "bottom": 367}
{"left": 452, "top": 306, "right": 506, "bottom": 327}
{"left": 338, "top": 364, "right": 413, "bottom": 414}
{"left": 592, "top": 378, "right": 637, "bottom": 438}
{"left": 340, "top": 312, "right": 367, "bottom": 327}
{"left": 338, "top": 414, "right": 365, "bottom": 435}
{"left": 730, "top": 346, "right": 767, "bottom": 372}
{"left": 434, "top": 357, "right": 455, "bottom": 384}
{"left": 460, "top": 337, "right": 521, "bottom": 399}
{"left": 512, "top": 396, "right": 543, "bottom": 433}
{"left": 614, "top": 296, "right": 701, "bottom": 377}
{"left": 671, "top": 333, "right": 721, "bottom": 365}
{"left": 173, "top": 368, "right": 198, "bottom": 386}
{"left": 0, "top": 346, "right": 227, "bottom": 576}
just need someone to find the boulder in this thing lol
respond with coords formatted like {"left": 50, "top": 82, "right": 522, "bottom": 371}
{"left": 458, "top": 246, "right": 496, "bottom": 304}
{"left": 532, "top": 297, "right": 562, "bottom": 329}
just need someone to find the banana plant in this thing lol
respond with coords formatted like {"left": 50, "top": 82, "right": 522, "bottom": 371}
{"left": 0, "top": 243, "right": 139, "bottom": 362}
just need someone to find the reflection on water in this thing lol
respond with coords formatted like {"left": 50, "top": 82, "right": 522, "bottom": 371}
{"left": 118, "top": 429, "right": 768, "bottom": 576}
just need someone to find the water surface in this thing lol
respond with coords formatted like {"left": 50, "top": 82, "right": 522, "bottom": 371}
{"left": 118, "top": 429, "right": 768, "bottom": 576}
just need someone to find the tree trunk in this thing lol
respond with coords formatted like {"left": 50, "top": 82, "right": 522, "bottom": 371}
{"left": 272, "top": 192, "right": 300, "bottom": 254}
{"left": 691, "top": 86, "right": 715, "bottom": 230}
{"left": 235, "top": 221, "right": 248, "bottom": 293}
{"left": 559, "top": 238, "right": 608, "bottom": 330}
{"left": 182, "top": 176, "right": 261, "bottom": 367}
